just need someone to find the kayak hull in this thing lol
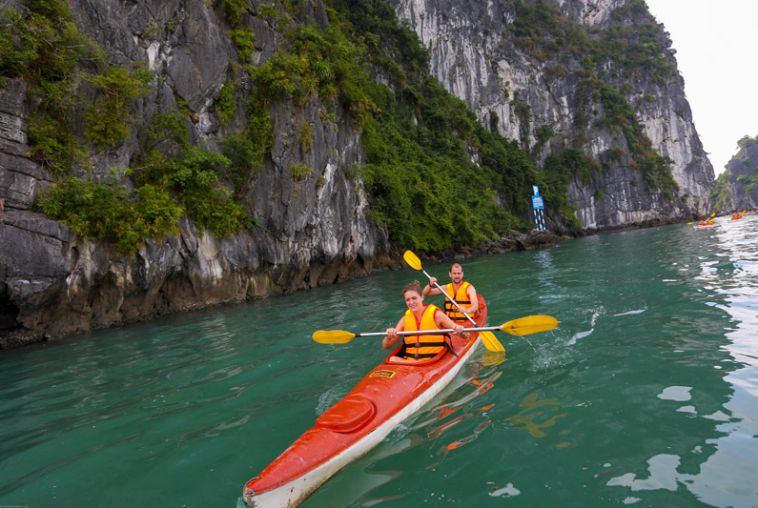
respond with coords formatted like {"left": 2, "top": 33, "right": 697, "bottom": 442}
{"left": 243, "top": 296, "right": 488, "bottom": 507}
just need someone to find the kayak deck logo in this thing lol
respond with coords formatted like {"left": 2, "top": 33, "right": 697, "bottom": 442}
{"left": 370, "top": 369, "right": 396, "bottom": 378}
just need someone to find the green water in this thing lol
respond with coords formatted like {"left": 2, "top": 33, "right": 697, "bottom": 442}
{"left": 2, "top": 217, "right": 758, "bottom": 508}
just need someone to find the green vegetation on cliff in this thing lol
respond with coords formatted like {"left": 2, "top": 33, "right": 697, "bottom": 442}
{"left": 2, "top": 0, "right": 251, "bottom": 252}
{"left": 2, "top": 0, "right": 566, "bottom": 253}
{"left": 212, "top": 0, "right": 553, "bottom": 251}
{"left": 716, "top": 134, "right": 758, "bottom": 211}
{"left": 38, "top": 177, "right": 183, "bottom": 254}
{"left": 243, "top": 0, "right": 554, "bottom": 250}
{"left": 1, "top": 1, "right": 99, "bottom": 173}
{"left": 0, "top": 1, "right": 155, "bottom": 167}
{"left": 710, "top": 171, "right": 732, "bottom": 212}
{"left": 4, "top": 0, "right": 682, "bottom": 255}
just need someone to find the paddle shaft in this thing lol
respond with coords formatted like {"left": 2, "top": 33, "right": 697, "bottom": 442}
{"left": 357, "top": 325, "right": 502, "bottom": 338}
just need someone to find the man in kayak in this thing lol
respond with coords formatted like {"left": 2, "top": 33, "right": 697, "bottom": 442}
{"left": 384, "top": 281, "right": 465, "bottom": 359}
{"left": 422, "top": 263, "right": 479, "bottom": 324}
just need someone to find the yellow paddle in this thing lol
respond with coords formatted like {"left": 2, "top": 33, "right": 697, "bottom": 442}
{"left": 312, "top": 315, "right": 559, "bottom": 344}
{"left": 402, "top": 250, "right": 505, "bottom": 353}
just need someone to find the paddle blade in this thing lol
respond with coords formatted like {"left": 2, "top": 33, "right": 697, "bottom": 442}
{"left": 500, "top": 315, "right": 558, "bottom": 336}
{"left": 479, "top": 330, "right": 506, "bottom": 353}
{"left": 403, "top": 250, "right": 423, "bottom": 271}
{"left": 312, "top": 330, "right": 357, "bottom": 344}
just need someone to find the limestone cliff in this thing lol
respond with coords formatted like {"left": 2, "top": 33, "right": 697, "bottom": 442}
{"left": 712, "top": 136, "right": 758, "bottom": 211}
{"left": 0, "top": 0, "right": 715, "bottom": 348}
{"left": 390, "top": 0, "right": 714, "bottom": 228}
{"left": 0, "top": 0, "right": 388, "bottom": 348}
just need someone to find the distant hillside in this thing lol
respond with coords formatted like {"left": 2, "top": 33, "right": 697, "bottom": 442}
{"left": 711, "top": 135, "right": 758, "bottom": 212}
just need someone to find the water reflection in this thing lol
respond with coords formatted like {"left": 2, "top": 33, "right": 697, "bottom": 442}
{"left": 509, "top": 391, "right": 568, "bottom": 440}
{"left": 606, "top": 216, "right": 758, "bottom": 506}
{"left": 684, "top": 215, "right": 758, "bottom": 506}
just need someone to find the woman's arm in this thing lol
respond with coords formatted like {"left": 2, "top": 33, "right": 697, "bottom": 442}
{"left": 383, "top": 316, "right": 406, "bottom": 349}
{"left": 435, "top": 310, "right": 464, "bottom": 335}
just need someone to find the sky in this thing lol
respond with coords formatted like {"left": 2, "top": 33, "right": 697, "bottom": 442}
{"left": 645, "top": 0, "right": 758, "bottom": 175}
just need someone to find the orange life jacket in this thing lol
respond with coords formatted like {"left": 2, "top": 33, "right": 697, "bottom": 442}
{"left": 443, "top": 281, "right": 473, "bottom": 323}
{"left": 403, "top": 304, "right": 446, "bottom": 359}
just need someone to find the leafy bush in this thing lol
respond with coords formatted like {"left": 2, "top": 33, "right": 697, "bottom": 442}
{"left": 27, "top": 116, "right": 88, "bottom": 174}
{"left": 218, "top": 0, "right": 250, "bottom": 27}
{"left": 231, "top": 28, "right": 255, "bottom": 62}
{"left": 84, "top": 67, "right": 152, "bottom": 148}
{"left": 37, "top": 177, "right": 182, "bottom": 254}
{"left": 141, "top": 111, "right": 190, "bottom": 152}
{"left": 0, "top": 2, "right": 98, "bottom": 84}
{"left": 219, "top": 132, "right": 263, "bottom": 192}
{"left": 290, "top": 163, "right": 312, "bottom": 181}
{"left": 710, "top": 170, "right": 732, "bottom": 212}
{"left": 251, "top": 23, "right": 375, "bottom": 116}
{"left": 298, "top": 122, "right": 313, "bottom": 153}
{"left": 216, "top": 82, "right": 236, "bottom": 125}
{"left": 135, "top": 146, "right": 252, "bottom": 236}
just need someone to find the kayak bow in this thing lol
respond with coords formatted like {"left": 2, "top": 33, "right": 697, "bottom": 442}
{"left": 242, "top": 296, "right": 489, "bottom": 507}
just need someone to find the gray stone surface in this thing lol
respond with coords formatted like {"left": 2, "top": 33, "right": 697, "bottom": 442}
{"left": 390, "top": 0, "right": 715, "bottom": 229}
{"left": 0, "top": 0, "right": 388, "bottom": 349}
{"left": 724, "top": 138, "right": 758, "bottom": 210}
{"left": 0, "top": 0, "right": 716, "bottom": 348}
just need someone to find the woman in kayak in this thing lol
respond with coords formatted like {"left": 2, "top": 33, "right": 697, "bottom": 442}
{"left": 384, "top": 281, "right": 465, "bottom": 359}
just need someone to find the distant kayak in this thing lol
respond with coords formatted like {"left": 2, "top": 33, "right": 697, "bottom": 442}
{"left": 696, "top": 220, "right": 715, "bottom": 228}
{"left": 242, "top": 296, "right": 489, "bottom": 507}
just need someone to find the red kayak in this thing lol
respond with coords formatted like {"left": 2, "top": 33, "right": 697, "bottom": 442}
{"left": 242, "top": 296, "right": 488, "bottom": 507}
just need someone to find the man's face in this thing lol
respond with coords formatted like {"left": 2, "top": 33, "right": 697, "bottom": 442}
{"left": 449, "top": 265, "right": 464, "bottom": 284}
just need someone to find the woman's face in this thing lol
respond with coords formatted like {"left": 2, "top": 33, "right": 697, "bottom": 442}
{"left": 404, "top": 289, "right": 424, "bottom": 311}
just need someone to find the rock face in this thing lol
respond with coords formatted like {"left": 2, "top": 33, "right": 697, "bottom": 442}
{"left": 0, "top": 0, "right": 715, "bottom": 348}
{"left": 0, "top": 1, "right": 388, "bottom": 348}
{"left": 721, "top": 136, "right": 758, "bottom": 210}
{"left": 389, "top": 0, "right": 714, "bottom": 228}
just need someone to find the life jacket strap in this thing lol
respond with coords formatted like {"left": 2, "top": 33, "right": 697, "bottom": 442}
{"left": 401, "top": 336, "right": 455, "bottom": 359}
